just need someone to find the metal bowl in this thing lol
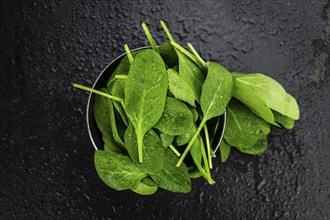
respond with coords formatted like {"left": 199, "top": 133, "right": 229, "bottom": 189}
{"left": 86, "top": 47, "right": 226, "bottom": 153}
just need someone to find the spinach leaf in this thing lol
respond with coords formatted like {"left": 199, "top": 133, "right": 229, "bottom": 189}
{"left": 232, "top": 76, "right": 276, "bottom": 125}
{"left": 273, "top": 110, "right": 295, "bottom": 129}
{"left": 224, "top": 99, "right": 264, "bottom": 149}
{"left": 176, "top": 50, "right": 205, "bottom": 102}
{"left": 151, "top": 148, "right": 191, "bottom": 193}
{"left": 167, "top": 69, "right": 196, "bottom": 107}
{"left": 159, "top": 132, "right": 174, "bottom": 148}
{"left": 108, "top": 79, "right": 129, "bottom": 126}
{"left": 124, "top": 49, "right": 168, "bottom": 163}
{"left": 190, "top": 136, "right": 210, "bottom": 181}
{"left": 93, "top": 88, "right": 125, "bottom": 152}
{"left": 131, "top": 176, "right": 158, "bottom": 195}
{"left": 158, "top": 42, "right": 178, "bottom": 68}
{"left": 237, "top": 133, "right": 268, "bottom": 155}
{"left": 94, "top": 150, "right": 147, "bottom": 191}
{"left": 189, "top": 168, "right": 202, "bottom": 179}
{"left": 154, "top": 97, "right": 194, "bottom": 135}
{"left": 231, "top": 72, "right": 300, "bottom": 120}
{"left": 219, "top": 140, "right": 231, "bottom": 163}
{"left": 124, "top": 124, "right": 165, "bottom": 175}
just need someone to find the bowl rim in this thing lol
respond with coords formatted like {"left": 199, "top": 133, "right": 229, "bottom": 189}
{"left": 86, "top": 46, "right": 226, "bottom": 153}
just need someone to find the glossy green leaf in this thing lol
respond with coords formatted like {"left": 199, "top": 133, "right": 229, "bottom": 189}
{"left": 158, "top": 42, "right": 178, "bottom": 68}
{"left": 108, "top": 79, "right": 129, "bottom": 126}
{"left": 167, "top": 69, "right": 196, "bottom": 107}
{"left": 176, "top": 50, "right": 205, "bottom": 102}
{"left": 224, "top": 99, "right": 267, "bottom": 149}
{"left": 219, "top": 140, "right": 231, "bottom": 163}
{"left": 175, "top": 125, "right": 196, "bottom": 146}
{"left": 201, "top": 62, "right": 233, "bottom": 120}
{"left": 131, "top": 176, "right": 158, "bottom": 195}
{"left": 151, "top": 148, "right": 191, "bottom": 193}
{"left": 273, "top": 110, "right": 295, "bottom": 129}
{"left": 125, "top": 49, "right": 168, "bottom": 163}
{"left": 94, "top": 150, "right": 147, "bottom": 191}
{"left": 93, "top": 88, "right": 125, "bottom": 153}
{"left": 124, "top": 125, "right": 165, "bottom": 175}
{"left": 159, "top": 132, "right": 174, "bottom": 148}
{"left": 232, "top": 72, "right": 300, "bottom": 120}
{"left": 154, "top": 97, "right": 194, "bottom": 135}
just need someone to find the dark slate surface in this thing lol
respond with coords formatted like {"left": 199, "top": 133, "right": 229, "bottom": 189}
{"left": 1, "top": 1, "right": 329, "bottom": 219}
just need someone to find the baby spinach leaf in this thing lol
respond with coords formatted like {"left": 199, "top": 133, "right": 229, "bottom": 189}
{"left": 232, "top": 76, "right": 276, "bottom": 125}
{"left": 154, "top": 97, "right": 194, "bottom": 135}
{"left": 151, "top": 148, "right": 191, "bottom": 193}
{"left": 131, "top": 176, "right": 158, "bottom": 195}
{"left": 158, "top": 42, "right": 178, "bottom": 68}
{"left": 200, "top": 62, "right": 233, "bottom": 120}
{"left": 94, "top": 150, "right": 147, "bottom": 191}
{"left": 273, "top": 110, "right": 295, "bottom": 129}
{"left": 176, "top": 50, "right": 205, "bottom": 102}
{"left": 219, "top": 140, "right": 231, "bottom": 163}
{"left": 190, "top": 107, "right": 199, "bottom": 122}
{"left": 224, "top": 99, "right": 264, "bottom": 149}
{"left": 167, "top": 69, "right": 196, "bottom": 107}
{"left": 189, "top": 168, "right": 202, "bottom": 179}
{"left": 124, "top": 124, "right": 165, "bottom": 175}
{"left": 231, "top": 72, "right": 300, "bottom": 120}
{"left": 236, "top": 133, "right": 268, "bottom": 155}
{"left": 93, "top": 88, "right": 125, "bottom": 153}
{"left": 159, "top": 132, "right": 174, "bottom": 148}
{"left": 124, "top": 49, "right": 168, "bottom": 163}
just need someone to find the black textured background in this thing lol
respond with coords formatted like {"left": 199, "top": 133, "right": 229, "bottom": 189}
{"left": 1, "top": 1, "right": 329, "bottom": 219}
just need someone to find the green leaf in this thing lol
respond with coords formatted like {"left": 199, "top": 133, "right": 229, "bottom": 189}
{"left": 237, "top": 133, "right": 268, "bottom": 155}
{"left": 219, "top": 140, "right": 231, "bottom": 163}
{"left": 124, "top": 125, "right": 165, "bottom": 175}
{"left": 94, "top": 150, "right": 147, "bottom": 191}
{"left": 176, "top": 50, "right": 205, "bottom": 102}
{"left": 167, "top": 69, "right": 196, "bottom": 107}
{"left": 158, "top": 42, "right": 178, "bottom": 68}
{"left": 159, "top": 132, "right": 174, "bottom": 147}
{"left": 273, "top": 110, "right": 295, "bottom": 129}
{"left": 224, "top": 99, "right": 267, "bottom": 149}
{"left": 232, "top": 72, "right": 300, "bottom": 120}
{"left": 151, "top": 148, "right": 191, "bottom": 193}
{"left": 108, "top": 79, "right": 129, "bottom": 126}
{"left": 201, "top": 62, "right": 233, "bottom": 120}
{"left": 131, "top": 176, "right": 158, "bottom": 195}
{"left": 93, "top": 88, "right": 125, "bottom": 153}
{"left": 125, "top": 49, "right": 168, "bottom": 163}
{"left": 154, "top": 97, "right": 194, "bottom": 135}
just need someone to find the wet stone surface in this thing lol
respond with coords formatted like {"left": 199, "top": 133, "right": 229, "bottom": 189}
{"left": 0, "top": 1, "right": 329, "bottom": 219}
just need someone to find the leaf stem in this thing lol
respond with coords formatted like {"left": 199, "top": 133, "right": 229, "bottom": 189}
{"left": 187, "top": 43, "right": 207, "bottom": 68}
{"left": 137, "top": 134, "right": 144, "bottom": 163}
{"left": 169, "top": 144, "right": 181, "bottom": 157}
{"left": 142, "top": 22, "right": 158, "bottom": 52}
{"left": 124, "top": 44, "right": 134, "bottom": 64}
{"left": 170, "top": 41, "right": 207, "bottom": 72}
{"left": 199, "top": 137, "right": 214, "bottom": 184}
{"left": 203, "top": 124, "right": 213, "bottom": 169}
{"left": 115, "top": 75, "right": 128, "bottom": 79}
{"left": 160, "top": 20, "right": 175, "bottom": 42}
{"left": 176, "top": 118, "right": 206, "bottom": 167}
{"left": 73, "top": 84, "right": 123, "bottom": 102}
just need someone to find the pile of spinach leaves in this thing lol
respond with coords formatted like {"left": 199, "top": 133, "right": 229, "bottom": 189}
{"left": 74, "top": 20, "right": 300, "bottom": 195}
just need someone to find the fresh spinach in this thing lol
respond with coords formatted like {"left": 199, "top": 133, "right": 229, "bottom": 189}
{"left": 219, "top": 140, "right": 231, "bottom": 163}
{"left": 159, "top": 42, "right": 178, "bottom": 68}
{"left": 159, "top": 132, "right": 174, "bottom": 148}
{"left": 125, "top": 49, "right": 168, "bottom": 163}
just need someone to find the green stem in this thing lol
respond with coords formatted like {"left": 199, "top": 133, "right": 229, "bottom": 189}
{"left": 137, "top": 134, "right": 144, "bottom": 163}
{"left": 187, "top": 43, "right": 207, "bottom": 68}
{"left": 115, "top": 75, "right": 128, "bottom": 79}
{"left": 176, "top": 118, "right": 206, "bottom": 167}
{"left": 160, "top": 20, "right": 175, "bottom": 42}
{"left": 124, "top": 44, "right": 134, "bottom": 64}
{"left": 142, "top": 22, "right": 158, "bottom": 52}
{"left": 73, "top": 84, "right": 123, "bottom": 102}
{"left": 199, "top": 137, "right": 214, "bottom": 184}
{"left": 170, "top": 41, "right": 207, "bottom": 72}
{"left": 169, "top": 144, "right": 181, "bottom": 157}
{"left": 203, "top": 124, "right": 213, "bottom": 169}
